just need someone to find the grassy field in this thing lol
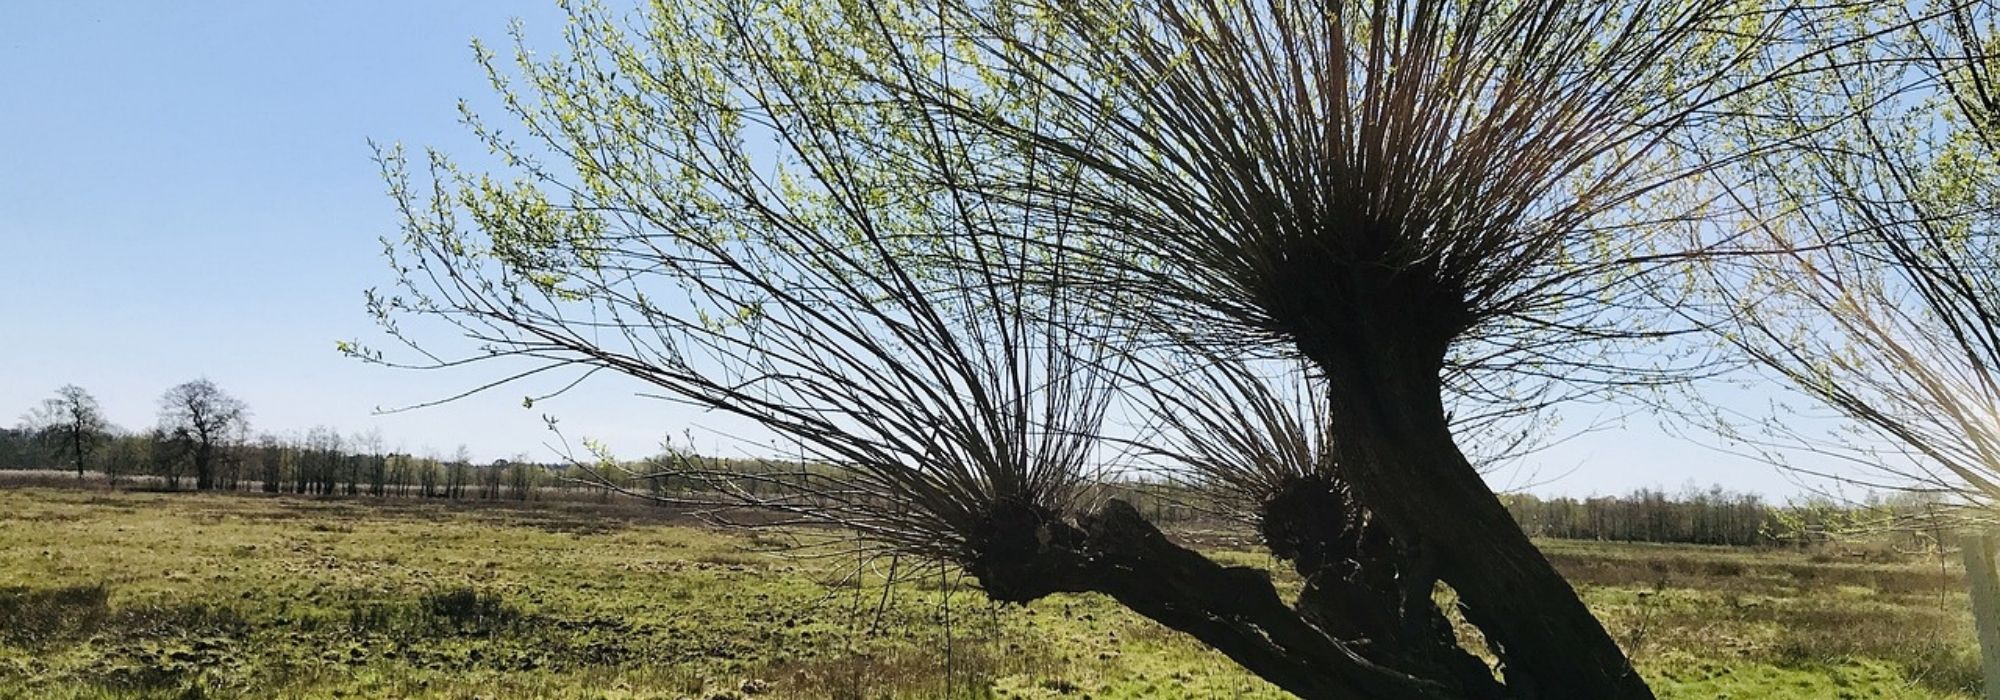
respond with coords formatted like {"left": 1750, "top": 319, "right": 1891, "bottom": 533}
{"left": 0, "top": 487, "right": 1982, "bottom": 699}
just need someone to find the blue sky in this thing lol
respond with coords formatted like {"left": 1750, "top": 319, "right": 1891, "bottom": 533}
{"left": 0, "top": 2, "right": 1823, "bottom": 498}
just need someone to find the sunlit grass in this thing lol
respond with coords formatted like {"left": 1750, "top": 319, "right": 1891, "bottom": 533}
{"left": 0, "top": 488, "right": 1980, "bottom": 698}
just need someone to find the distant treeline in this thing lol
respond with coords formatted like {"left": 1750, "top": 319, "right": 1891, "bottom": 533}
{"left": 0, "top": 423, "right": 833, "bottom": 504}
{"left": 1501, "top": 487, "right": 1949, "bottom": 549}
{"left": 1501, "top": 488, "right": 1773, "bottom": 546}
{"left": 0, "top": 426, "right": 584, "bottom": 500}
{"left": 0, "top": 427, "right": 1944, "bottom": 547}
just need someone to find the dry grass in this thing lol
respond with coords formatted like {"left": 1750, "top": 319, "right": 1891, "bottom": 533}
{"left": 0, "top": 486, "right": 1983, "bottom": 698}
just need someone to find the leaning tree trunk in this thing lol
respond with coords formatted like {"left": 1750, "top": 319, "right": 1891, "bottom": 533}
{"left": 1263, "top": 478, "right": 1505, "bottom": 697}
{"left": 967, "top": 499, "right": 1480, "bottom": 699}
{"left": 1297, "top": 305, "right": 1652, "bottom": 699}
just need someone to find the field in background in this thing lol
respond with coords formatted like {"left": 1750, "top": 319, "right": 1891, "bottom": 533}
{"left": 0, "top": 487, "right": 1982, "bottom": 699}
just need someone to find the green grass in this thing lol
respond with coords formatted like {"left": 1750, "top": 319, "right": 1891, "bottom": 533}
{"left": 0, "top": 488, "right": 1981, "bottom": 699}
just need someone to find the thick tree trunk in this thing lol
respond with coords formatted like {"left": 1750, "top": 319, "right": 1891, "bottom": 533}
{"left": 1313, "top": 347, "right": 1650, "bottom": 699}
{"left": 195, "top": 443, "right": 214, "bottom": 491}
{"left": 1255, "top": 254, "right": 1651, "bottom": 698}
{"left": 967, "top": 500, "right": 1468, "bottom": 699}
{"left": 1265, "top": 479, "right": 1505, "bottom": 698}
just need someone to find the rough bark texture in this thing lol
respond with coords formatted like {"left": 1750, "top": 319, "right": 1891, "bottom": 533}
{"left": 965, "top": 499, "right": 1467, "bottom": 699}
{"left": 955, "top": 253, "right": 1648, "bottom": 697}
{"left": 1263, "top": 478, "right": 1505, "bottom": 698}
{"left": 1332, "top": 401, "right": 1649, "bottom": 699}
{"left": 1279, "top": 262, "right": 1654, "bottom": 699}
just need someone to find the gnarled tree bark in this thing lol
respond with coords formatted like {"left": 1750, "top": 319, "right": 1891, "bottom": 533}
{"left": 1264, "top": 478, "right": 1505, "bottom": 699}
{"left": 1281, "top": 265, "right": 1651, "bottom": 699}
{"left": 967, "top": 499, "right": 1467, "bottom": 699}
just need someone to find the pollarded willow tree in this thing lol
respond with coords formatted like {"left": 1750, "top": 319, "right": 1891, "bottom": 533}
{"left": 356, "top": 0, "right": 1874, "bottom": 697}
{"left": 819, "top": 0, "right": 1849, "bottom": 696}
{"left": 1107, "top": 351, "right": 1515, "bottom": 694}
{"left": 1693, "top": 1, "right": 2000, "bottom": 506}
{"left": 363, "top": 16, "right": 1457, "bottom": 697}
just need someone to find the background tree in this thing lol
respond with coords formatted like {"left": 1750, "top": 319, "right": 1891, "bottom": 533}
{"left": 477, "top": 460, "right": 504, "bottom": 501}
{"left": 447, "top": 445, "right": 471, "bottom": 500}
{"left": 22, "top": 384, "right": 109, "bottom": 479}
{"left": 254, "top": 433, "right": 284, "bottom": 493}
{"left": 1692, "top": 0, "right": 2000, "bottom": 510}
{"left": 0, "top": 428, "right": 36, "bottom": 470}
{"left": 158, "top": 379, "right": 248, "bottom": 491}
{"left": 149, "top": 427, "right": 192, "bottom": 490}
{"left": 99, "top": 428, "right": 143, "bottom": 486}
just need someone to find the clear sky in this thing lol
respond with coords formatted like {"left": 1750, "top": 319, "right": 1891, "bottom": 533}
{"left": 0, "top": 2, "right": 1831, "bottom": 499}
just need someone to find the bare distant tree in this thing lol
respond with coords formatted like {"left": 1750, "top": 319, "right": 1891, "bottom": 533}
{"left": 448, "top": 445, "right": 471, "bottom": 500}
{"left": 149, "top": 427, "right": 192, "bottom": 490}
{"left": 23, "top": 384, "right": 108, "bottom": 479}
{"left": 255, "top": 433, "right": 284, "bottom": 493}
{"left": 101, "top": 428, "right": 147, "bottom": 486}
{"left": 158, "top": 379, "right": 248, "bottom": 491}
